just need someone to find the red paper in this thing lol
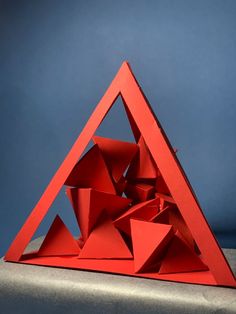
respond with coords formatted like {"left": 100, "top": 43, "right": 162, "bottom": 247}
{"left": 78, "top": 212, "right": 132, "bottom": 259}
{"left": 159, "top": 235, "right": 208, "bottom": 274}
{"left": 130, "top": 219, "right": 174, "bottom": 273}
{"left": 114, "top": 198, "right": 159, "bottom": 236}
{"left": 66, "top": 187, "right": 131, "bottom": 240}
{"left": 4, "top": 61, "right": 235, "bottom": 287}
{"left": 92, "top": 136, "right": 138, "bottom": 182}
{"left": 125, "top": 182, "right": 155, "bottom": 203}
{"left": 37, "top": 215, "right": 80, "bottom": 257}
{"left": 126, "top": 136, "right": 157, "bottom": 179}
{"left": 65, "top": 144, "right": 116, "bottom": 194}
{"left": 152, "top": 205, "right": 196, "bottom": 251}
{"left": 115, "top": 176, "right": 127, "bottom": 195}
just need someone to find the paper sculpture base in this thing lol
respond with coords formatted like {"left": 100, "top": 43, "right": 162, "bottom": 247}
{"left": 21, "top": 255, "right": 215, "bottom": 286}
{"left": 1, "top": 238, "right": 236, "bottom": 314}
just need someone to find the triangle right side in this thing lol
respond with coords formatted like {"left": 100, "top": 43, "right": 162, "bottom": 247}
{"left": 119, "top": 62, "right": 235, "bottom": 287}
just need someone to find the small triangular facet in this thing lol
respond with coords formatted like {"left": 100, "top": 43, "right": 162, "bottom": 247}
{"left": 125, "top": 182, "right": 155, "bottom": 202}
{"left": 37, "top": 215, "right": 80, "bottom": 257}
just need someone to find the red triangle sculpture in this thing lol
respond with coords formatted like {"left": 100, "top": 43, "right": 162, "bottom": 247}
{"left": 5, "top": 61, "right": 236, "bottom": 287}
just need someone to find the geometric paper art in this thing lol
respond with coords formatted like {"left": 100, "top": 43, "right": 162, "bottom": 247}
{"left": 4, "top": 62, "right": 236, "bottom": 287}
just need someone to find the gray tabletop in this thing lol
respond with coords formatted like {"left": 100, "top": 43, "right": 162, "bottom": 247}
{"left": 0, "top": 238, "right": 235, "bottom": 314}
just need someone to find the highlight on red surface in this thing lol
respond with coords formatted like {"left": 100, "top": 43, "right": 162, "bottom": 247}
{"left": 4, "top": 61, "right": 236, "bottom": 288}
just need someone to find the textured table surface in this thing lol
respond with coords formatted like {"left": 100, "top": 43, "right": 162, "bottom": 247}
{"left": 0, "top": 238, "right": 235, "bottom": 314}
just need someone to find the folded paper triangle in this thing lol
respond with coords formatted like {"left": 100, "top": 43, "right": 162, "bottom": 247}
{"left": 159, "top": 235, "right": 208, "bottom": 274}
{"left": 66, "top": 187, "right": 131, "bottom": 240}
{"left": 126, "top": 136, "right": 157, "bottom": 179}
{"left": 152, "top": 205, "right": 195, "bottom": 251}
{"left": 125, "top": 182, "right": 155, "bottom": 202}
{"left": 114, "top": 198, "right": 159, "bottom": 235}
{"left": 93, "top": 136, "right": 138, "bottom": 182}
{"left": 65, "top": 144, "right": 116, "bottom": 194}
{"left": 5, "top": 61, "right": 235, "bottom": 287}
{"left": 78, "top": 212, "right": 133, "bottom": 259}
{"left": 37, "top": 215, "right": 80, "bottom": 257}
{"left": 130, "top": 219, "right": 174, "bottom": 273}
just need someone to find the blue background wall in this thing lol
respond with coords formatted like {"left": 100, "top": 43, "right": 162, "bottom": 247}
{"left": 1, "top": 0, "right": 236, "bottom": 256}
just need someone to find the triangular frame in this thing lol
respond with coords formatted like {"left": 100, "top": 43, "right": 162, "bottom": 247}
{"left": 5, "top": 62, "right": 236, "bottom": 287}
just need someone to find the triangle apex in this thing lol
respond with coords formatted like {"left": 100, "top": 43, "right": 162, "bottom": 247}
{"left": 120, "top": 60, "right": 132, "bottom": 72}
{"left": 122, "top": 60, "right": 130, "bottom": 66}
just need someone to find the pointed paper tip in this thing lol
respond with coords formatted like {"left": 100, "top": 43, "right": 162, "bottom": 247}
{"left": 120, "top": 61, "right": 132, "bottom": 72}
{"left": 122, "top": 60, "right": 130, "bottom": 66}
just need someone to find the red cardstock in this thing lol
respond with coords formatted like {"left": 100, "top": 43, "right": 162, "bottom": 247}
{"left": 130, "top": 220, "right": 174, "bottom": 273}
{"left": 4, "top": 62, "right": 236, "bottom": 287}
{"left": 37, "top": 215, "right": 80, "bottom": 257}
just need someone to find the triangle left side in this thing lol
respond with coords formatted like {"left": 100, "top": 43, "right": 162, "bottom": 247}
{"left": 4, "top": 62, "right": 129, "bottom": 262}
